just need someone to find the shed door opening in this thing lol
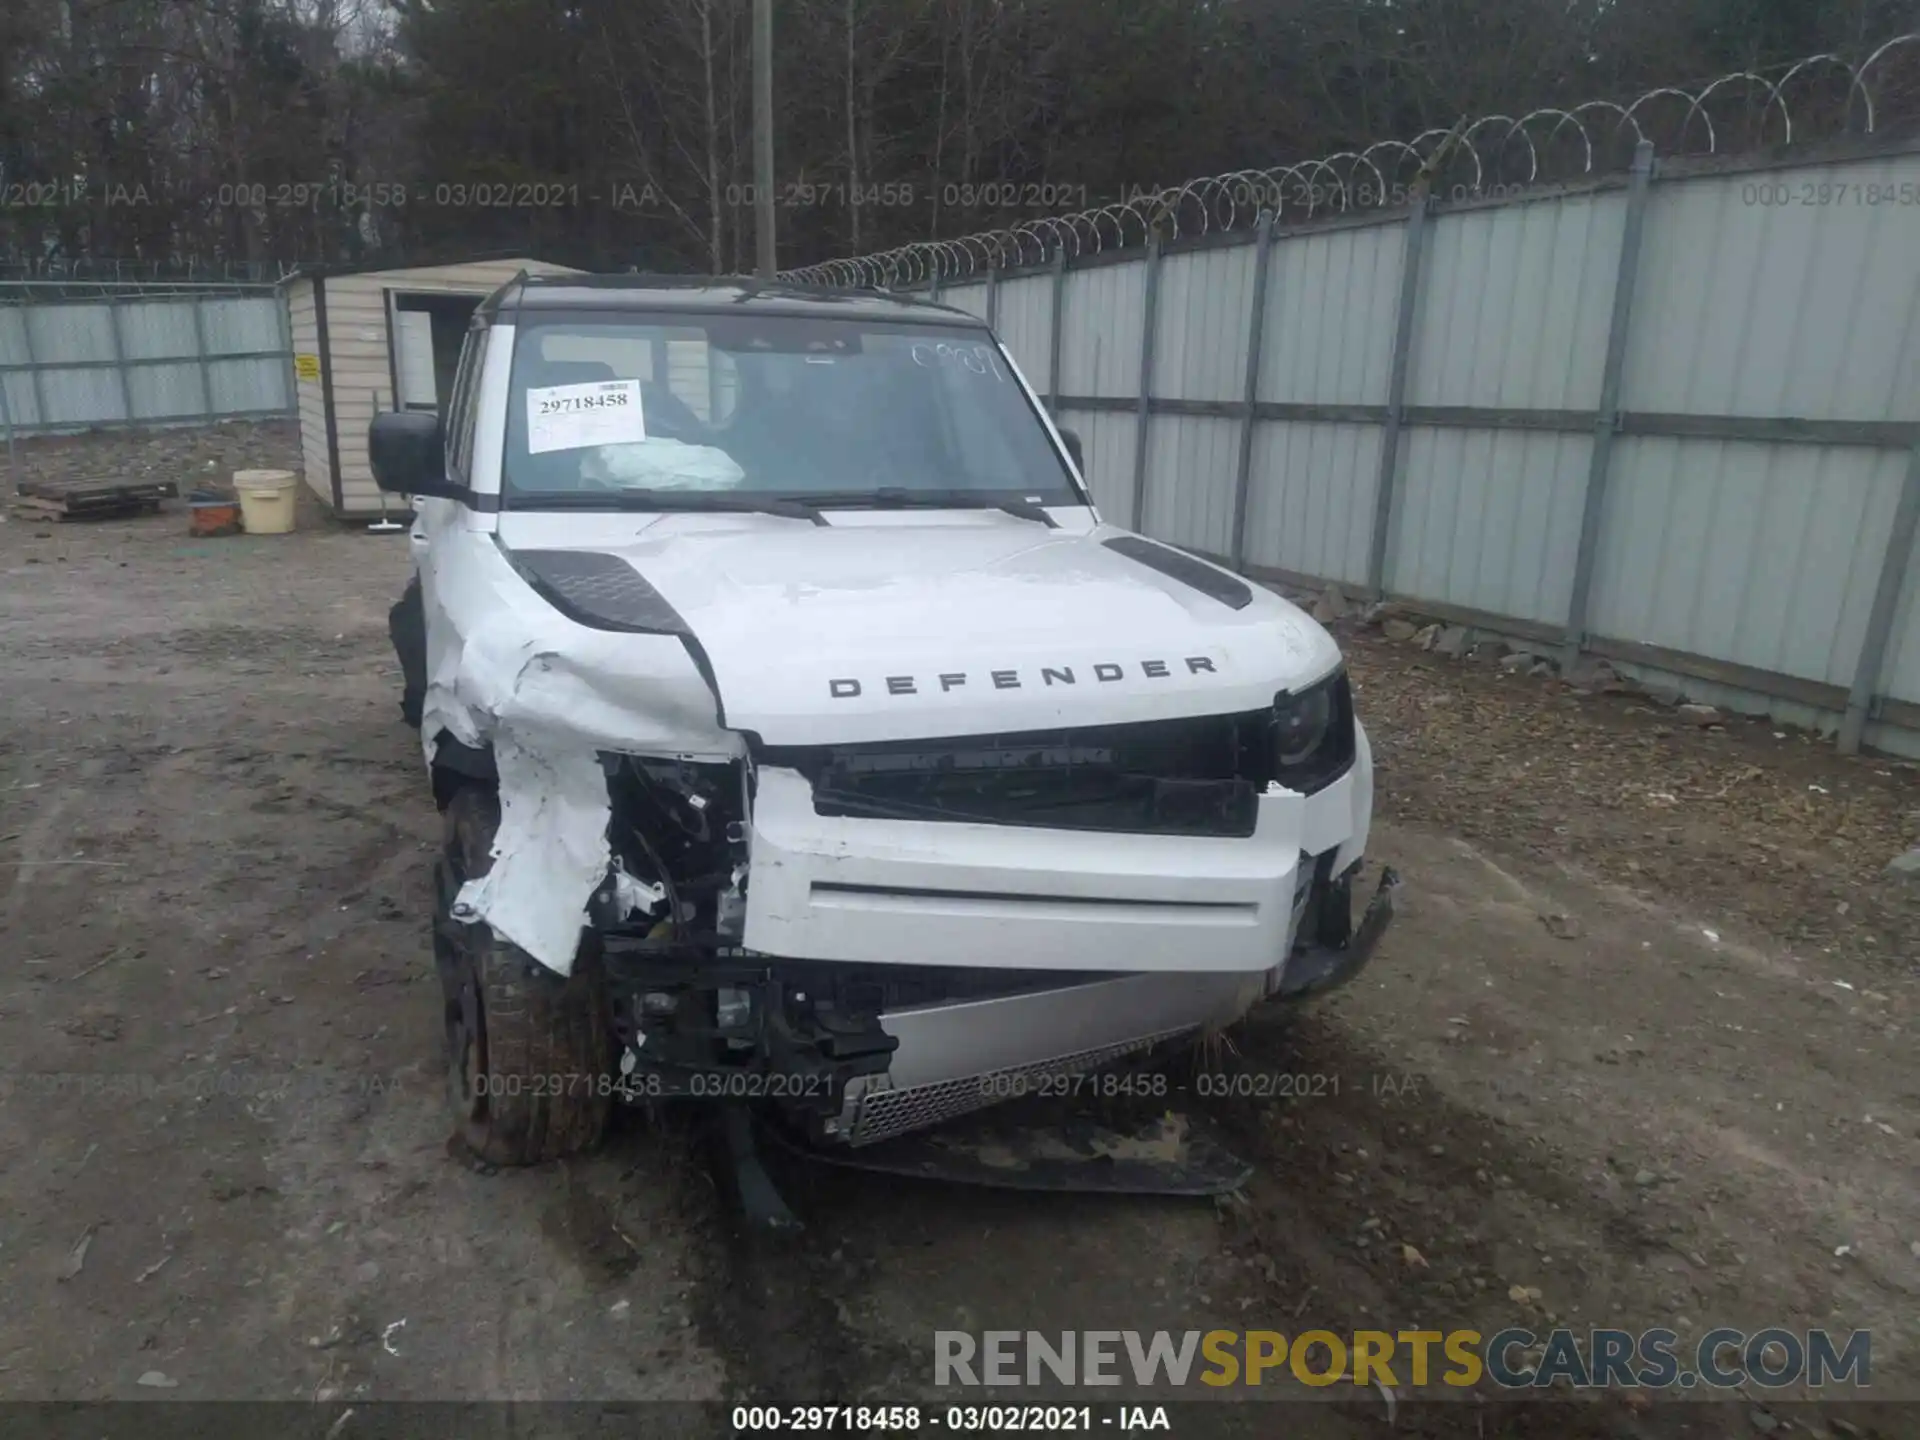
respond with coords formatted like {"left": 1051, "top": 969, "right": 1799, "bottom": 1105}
{"left": 389, "top": 292, "right": 481, "bottom": 412}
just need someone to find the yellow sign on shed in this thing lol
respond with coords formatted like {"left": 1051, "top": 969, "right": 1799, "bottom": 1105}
{"left": 294, "top": 353, "right": 321, "bottom": 382}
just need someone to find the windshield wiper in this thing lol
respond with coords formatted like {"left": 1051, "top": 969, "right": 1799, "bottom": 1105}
{"left": 507, "top": 489, "right": 828, "bottom": 525}
{"left": 780, "top": 487, "right": 1059, "bottom": 528}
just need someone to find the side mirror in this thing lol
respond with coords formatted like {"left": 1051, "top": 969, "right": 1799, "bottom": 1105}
{"left": 369, "top": 411, "right": 459, "bottom": 498}
{"left": 1057, "top": 425, "right": 1084, "bottom": 472}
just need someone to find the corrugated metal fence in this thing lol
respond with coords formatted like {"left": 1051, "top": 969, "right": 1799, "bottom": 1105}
{"left": 0, "top": 283, "right": 295, "bottom": 439}
{"left": 931, "top": 135, "right": 1920, "bottom": 758}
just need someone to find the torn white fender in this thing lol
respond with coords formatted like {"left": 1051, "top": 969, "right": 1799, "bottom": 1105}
{"left": 419, "top": 525, "right": 740, "bottom": 975}
{"left": 449, "top": 735, "right": 611, "bottom": 974}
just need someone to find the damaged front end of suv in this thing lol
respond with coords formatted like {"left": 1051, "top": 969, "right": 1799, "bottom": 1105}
{"left": 379, "top": 274, "right": 1397, "bottom": 1169}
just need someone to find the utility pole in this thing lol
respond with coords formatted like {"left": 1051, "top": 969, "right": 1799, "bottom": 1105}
{"left": 753, "top": 0, "right": 777, "bottom": 278}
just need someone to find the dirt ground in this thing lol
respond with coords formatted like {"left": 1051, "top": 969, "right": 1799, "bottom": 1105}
{"left": 2, "top": 423, "right": 1916, "bottom": 1438}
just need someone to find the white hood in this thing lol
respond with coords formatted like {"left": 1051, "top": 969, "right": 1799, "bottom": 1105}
{"left": 495, "top": 512, "right": 1342, "bottom": 746}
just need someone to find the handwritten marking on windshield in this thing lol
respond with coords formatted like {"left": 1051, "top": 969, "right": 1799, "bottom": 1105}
{"left": 909, "top": 341, "right": 1008, "bottom": 381}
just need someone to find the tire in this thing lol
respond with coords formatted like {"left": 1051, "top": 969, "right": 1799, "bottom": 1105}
{"left": 434, "top": 785, "right": 612, "bottom": 1164}
{"left": 390, "top": 575, "right": 427, "bottom": 730}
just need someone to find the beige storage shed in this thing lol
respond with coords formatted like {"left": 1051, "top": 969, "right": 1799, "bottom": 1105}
{"left": 280, "top": 256, "right": 583, "bottom": 517}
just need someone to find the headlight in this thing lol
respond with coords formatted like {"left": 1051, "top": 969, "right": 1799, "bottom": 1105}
{"left": 1271, "top": 668, "right": 1354, "bottom": 784}
{"left": 1273, "top": 684, "right": 1335, "bottom": 767}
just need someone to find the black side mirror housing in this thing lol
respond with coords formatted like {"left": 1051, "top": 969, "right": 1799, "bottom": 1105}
{"left": 369, "top": 411, "right": 459, "bottom": 498}
{"left": 1057, "top": 425, "right": 1084, "bottom": 472}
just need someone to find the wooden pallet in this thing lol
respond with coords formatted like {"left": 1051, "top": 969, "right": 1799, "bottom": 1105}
{"left": 11, "top": 474, "right": 178, "bottom": 521}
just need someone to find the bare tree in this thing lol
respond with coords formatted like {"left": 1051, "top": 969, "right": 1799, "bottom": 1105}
{"left": 592, "top": 0, "right": 736, "bottom": 272}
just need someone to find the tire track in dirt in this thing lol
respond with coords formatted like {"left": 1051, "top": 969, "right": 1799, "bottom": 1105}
{"left": 3, "top": 756, "right": 90, "bottom": 933}
{"left": 682, "top": 1119, "right": 884, "bottom": 1406}
{"left": 1209, "top": 1008, "right": 1902, "bottom": 1439}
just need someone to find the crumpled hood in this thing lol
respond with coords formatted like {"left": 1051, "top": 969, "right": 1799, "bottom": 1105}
{"left": 498, "top": 515, "right": 1342, "bottom": 745}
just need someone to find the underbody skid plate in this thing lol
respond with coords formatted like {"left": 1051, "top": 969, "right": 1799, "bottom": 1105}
{"left": 769, "top": 1106, "right": 1252, "bottom": 1197}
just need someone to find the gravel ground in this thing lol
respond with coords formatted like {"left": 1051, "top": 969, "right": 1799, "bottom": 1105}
{"left": 0, "top": 424, "right": 1914, "bottom": 1438}
{"left": 1344, "top": 621, "right": 1920, "bottom": 981}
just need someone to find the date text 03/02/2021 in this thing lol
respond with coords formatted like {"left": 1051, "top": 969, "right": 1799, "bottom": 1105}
{"left": 459, "top": 1069, "right": 835, "bottom": 1101}
{"left": 971, "top": 1070, "right": 1367, "bottom": 1101}
{"left": 731, "top": 1405, "right": 1172, "bottom": 1433}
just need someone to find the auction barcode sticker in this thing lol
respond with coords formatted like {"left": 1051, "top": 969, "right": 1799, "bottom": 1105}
{"left": 526, "top": 379, "right": 647, "bottom": 454}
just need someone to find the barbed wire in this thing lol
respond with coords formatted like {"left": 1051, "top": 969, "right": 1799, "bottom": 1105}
{"left": 0, "top": 256, "right": 297, "bottom": 284}
{"left": 782, "top": 33, "right": 1920, "bottom": 288}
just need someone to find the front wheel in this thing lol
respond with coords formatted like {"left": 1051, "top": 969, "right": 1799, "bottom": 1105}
{"left": 433, "top": 786, "right": 612, "bottom": 1164}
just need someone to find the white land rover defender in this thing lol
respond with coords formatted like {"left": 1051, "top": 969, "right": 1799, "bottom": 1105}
{"left": 374, "top": 275, "right": 1396, "bottom": 1168}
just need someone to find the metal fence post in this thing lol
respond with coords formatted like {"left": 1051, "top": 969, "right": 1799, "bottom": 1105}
{"left": 274, "top": 284, "right": 296, "bottom": 410}
{"left": 17, "top": 304, "right": 47, "bottom": 433}
{"left": 1229, "top": 210, "right": 1277, "bottom": 570}
{"left": 105, "top": 298, "right": 136, "bottom": 424}
{"left": 1046, "top": 247, "right": 1067, "bottom": 415}
{"left": 1839, "top": 440, "right": 1920, "bottom": 755}
{"left": 190, "top": 294, "right": 215, "bottom": 421}
{"left": 1562, "top": 139, "right": 1657, "bottom": 665}
{"left": 1367, "top": 195, "right": 1433, "bottom": 597}
{"left": 985, "top": 263, "right": 1000, "bottom": 330}
{"left": 0, "top": 365, "right": 16, "bottom": 507}
{"left": 1128, "top": 234, "right": 1165, "bottom": 532}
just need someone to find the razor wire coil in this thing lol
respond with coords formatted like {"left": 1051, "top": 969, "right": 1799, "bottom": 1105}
{"left": 782, "top": 34, "right": 1920, "bottom": 287}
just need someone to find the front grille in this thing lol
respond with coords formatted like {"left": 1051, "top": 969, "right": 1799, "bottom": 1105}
{"left": 760, "top": 677, "right": 1356, "bottom": 839}
{"left": 847, "top": 1028, "right": 1192, "bottom": 1145}
{"left": 764, "top": 710, "right": 1279, "bottom": 838}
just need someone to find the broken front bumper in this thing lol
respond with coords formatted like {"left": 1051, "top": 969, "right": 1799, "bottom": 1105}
{"left": 603, "top": 858, "right": 1398, "bottom": 1148}
{"left": 829, "top": 863, "right": 1400, "bottom": 1145}
{"left": 741, "top": 761, "right": 1369, "bottom": 975}
{"left": 607, "top": 750, "right": 1392, "bottom": 1148}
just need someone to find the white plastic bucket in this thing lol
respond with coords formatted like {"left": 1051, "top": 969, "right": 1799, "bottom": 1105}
{"left": 233, "top": 469, "right": 297, "bottom": 535}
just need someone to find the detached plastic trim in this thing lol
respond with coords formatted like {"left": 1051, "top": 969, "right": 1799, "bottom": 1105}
{"left": 1270, "top": 865, "right": 1399, "bottom": 1001}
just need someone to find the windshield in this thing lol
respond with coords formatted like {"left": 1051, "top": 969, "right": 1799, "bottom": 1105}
{"left": 501, "top": 313, "right": 1082, "bottom": 507}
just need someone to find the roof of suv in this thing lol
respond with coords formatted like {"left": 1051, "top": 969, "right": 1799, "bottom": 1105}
{"left": 479, "top": 272, "right": 986, "bottom": 327}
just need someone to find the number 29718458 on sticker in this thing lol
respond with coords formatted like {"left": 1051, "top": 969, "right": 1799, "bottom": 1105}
{"left": 523, "top": 379, "right": 647, "bottom": 455}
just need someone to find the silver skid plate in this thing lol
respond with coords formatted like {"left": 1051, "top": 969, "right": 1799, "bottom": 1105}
{"left": 772, "top": 1106, "right": 1252, "bottom": 1196}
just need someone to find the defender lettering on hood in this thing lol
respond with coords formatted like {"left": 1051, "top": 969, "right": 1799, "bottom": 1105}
{"left": 492, "top": 518, "right": 1343, "bottom": 746}
{"left": 828, "top": 657, "right": 1218, "bottom": 698}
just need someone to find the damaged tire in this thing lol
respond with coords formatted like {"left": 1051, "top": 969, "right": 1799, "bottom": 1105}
{"left": 434, "top": 785, "right": 612, "bottom": 1165}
